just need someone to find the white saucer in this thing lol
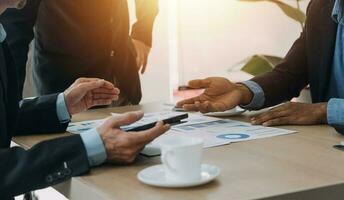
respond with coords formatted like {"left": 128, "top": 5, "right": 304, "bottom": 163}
{"left": 204, "top": 107, "right": 246, "bottom": 117}
{"left": 137, "top": 164, "right": 220, "bottom": 188}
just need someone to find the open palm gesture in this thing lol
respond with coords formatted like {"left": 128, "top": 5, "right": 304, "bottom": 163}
{"left": 176, "top": 77, "right": 252, "bottom": 113}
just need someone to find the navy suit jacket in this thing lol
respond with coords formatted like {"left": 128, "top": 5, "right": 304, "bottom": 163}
{"left": 0, "top": 42, "right": 90, "bottom": 199}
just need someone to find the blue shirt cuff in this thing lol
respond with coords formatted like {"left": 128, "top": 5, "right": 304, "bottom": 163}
{"left": 239, "top": 80, "right": 265, "bottom": 110}
{"left": 327, "top": 98, "right": 344, "bottom": 126}
{"left": 80, "top": 129, "right": 107, "bottom": 167}
{"left": 56, "top": 93, "right": 71, "bottom": 123}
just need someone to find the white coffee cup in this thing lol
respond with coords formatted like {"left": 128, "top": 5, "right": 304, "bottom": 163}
{"left": 160, "top": 136, "right": 204, "bottom": 183}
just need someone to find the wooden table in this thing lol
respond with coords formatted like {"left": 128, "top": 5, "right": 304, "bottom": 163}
{"left": 13, "top": 103, "right": 344, "bottom": 200}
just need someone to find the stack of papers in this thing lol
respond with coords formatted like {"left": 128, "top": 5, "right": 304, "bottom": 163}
{"left": 67, "top": 111, "right": 296, "bottom": 156}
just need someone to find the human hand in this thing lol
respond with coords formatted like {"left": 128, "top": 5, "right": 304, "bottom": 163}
{"left": 176, "top": 77, "right": 253, "bottom": 113}
{"left": 251, "top": 102, "right": 328, "bottom": 126}
{"left": 132, "top": 39, "right": 151, "bottom": 74}
{"left": 64, "top": 78, "right": 120, "bottom": 115}
{"left": 97, "top": 111, "right": 170, "bottom": 164}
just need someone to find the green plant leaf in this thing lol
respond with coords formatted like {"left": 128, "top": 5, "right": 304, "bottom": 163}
{"left": 240, "top": 55, "right": 283, "bottom": 76}
{"left": 239, "top": 0, "right": 306, "bottom": 25}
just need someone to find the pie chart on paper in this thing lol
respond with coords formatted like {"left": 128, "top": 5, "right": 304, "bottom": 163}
{"left": 217, "top": 133, "right": 250, "bottom": 140}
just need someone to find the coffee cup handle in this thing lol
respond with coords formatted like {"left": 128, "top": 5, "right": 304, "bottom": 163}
{"left": 162, "top": 150, "right": 177, "bottom": 172}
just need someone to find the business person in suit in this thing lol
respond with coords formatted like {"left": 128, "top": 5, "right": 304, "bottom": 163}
{"left": 0, "top": 1, "right": 169, "bottom": 199}
{"left": 1, "top": 0, "right": 158, "bottom": 104}
{"left": 177, "top": 0, "right": 344, "bottom": 134}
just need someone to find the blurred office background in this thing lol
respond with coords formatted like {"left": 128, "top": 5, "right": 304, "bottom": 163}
{"left": 18, "top": 0, "right": 310, "bottom": 198}
{"left": 24, "top": 0, "right": 310, "bottom": 103}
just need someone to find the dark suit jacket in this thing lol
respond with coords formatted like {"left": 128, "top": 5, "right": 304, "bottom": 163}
{"left": 252, "top": 0, "right": 336, "bottom": 105}
{"left": 251, "top": 0, "right": 343, "bottom": 130}
{"left": 0, "top": 42, "right": 90, "bottom": 199}
{"left": 1, "top": 0, "right": 159, "bottom": 105}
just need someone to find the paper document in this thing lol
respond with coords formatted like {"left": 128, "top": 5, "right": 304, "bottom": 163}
{"left": 67, "top": 111, "right": 297, "bottom": 156}
{"left": 67, "top": 112, "right": 217, "bottom": 134}
{"left": 173, "top": 119, "right": 295, "bottom": 143}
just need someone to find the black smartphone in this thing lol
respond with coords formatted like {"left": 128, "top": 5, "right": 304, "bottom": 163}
{"left": 333, "top": 145, "right": 344, "bottom": 151}
{"left": 125, "top": 113, "right": 189, "bottom": 132}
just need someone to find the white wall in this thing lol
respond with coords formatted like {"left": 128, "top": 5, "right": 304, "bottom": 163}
{"left": 128, "top": 0, "right": 171, "bottom": 103}
{"left": 177, "top": 0, "right": 310, "bottom": 84}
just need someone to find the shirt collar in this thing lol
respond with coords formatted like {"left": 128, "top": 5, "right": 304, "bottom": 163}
{"left": 332, "top": 0, "right": 344, "bottom": 25}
